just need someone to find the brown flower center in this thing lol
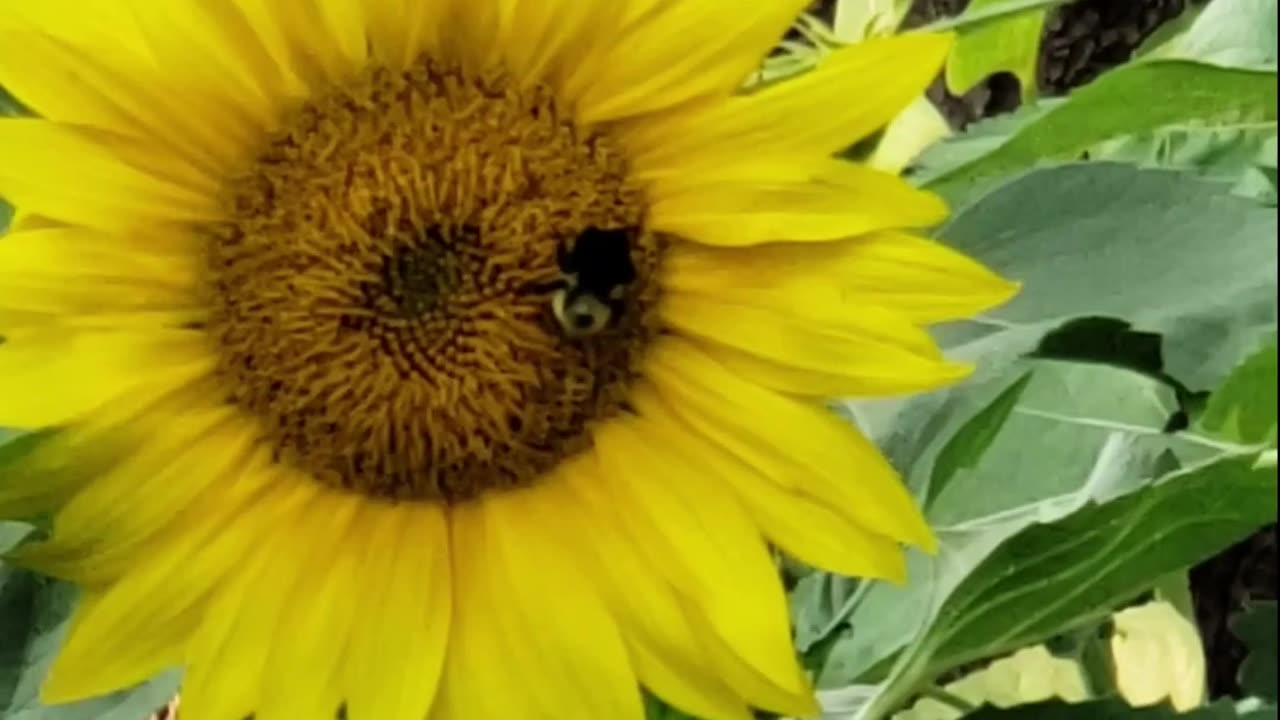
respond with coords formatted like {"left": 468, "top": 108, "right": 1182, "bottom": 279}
{"left": 203, "top": 59, "right": 663, "bottom": 503}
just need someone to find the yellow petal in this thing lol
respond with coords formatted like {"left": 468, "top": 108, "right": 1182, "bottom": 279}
{"left": 124, "top": 0, "right": 292, "bottom": 132}
{"left": 0, "top": 121, "right": 220, "bottom": 232}
{"left": 493, "top": 0, "right": 620, "bottom": 89}
{"left": 0, "top": 382, "right": 220, "bottom": 521}
{"left": 179, "top": 481, "right": 330, "bottom": 720}
{"left": 644, "top": 337, "right": 937, "bottom": 552}
{"left": 623, "top": 33, "right": 955, "bottom": 173}
{"left": 649, "top": 161, "right": 948, "bottom": 246}
{"left": 0, "top": 226, "right": 201, "bottom": 322}
{"left": 18, "top": 400, "right": 259, "bottom": 586}
{"left": 257, "top": 492, "right": 366, "bottom": 720}
{"left": 343, "top": 502, "right": 451, "bottom": 720}
{"left": 0, "top": 330, "right": 215, "bottom": 430}
{"left": 0, "top": 18, "right": 259, "bottom": 175}
{"left": 41, "top": 592, "right": 189, "bottom": 704}
{"left": 594, "top": 419, "right": 819, "bottom": 717}
{"left": 632, "top": 395, "right": 908, "bottom": 582}
{"left": 548, "top": 461, "right": 755, "bottom": 720}
{"left": 39, "top": 467, "right": 296, "bottom": 703}
{"left": 664, "top": 231, "right": 1020, "bottom": 324}
{"left": 568, "top": 0, "right": 811, "bottom": 124}
{"left": 315, "top": 0, "right": 370, "bottom": 74}
{"left": 365, "top": 0, "right": 447, "bottom": 71}
{"left": 436, "top": 490, "right": 644, "bottom": 720}
{"left": 661, "top": 294, "right": 971, "bottom": 396}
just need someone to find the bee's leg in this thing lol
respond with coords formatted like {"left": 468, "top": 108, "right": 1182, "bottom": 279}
{"left": 606, "top": 298, "right": 627, "bottom": 326}
{"left": 524, "top": 277, "right": 568, "bottom": 295}
{"left": 556, "top": 239, "right": 576, "bottom": 272}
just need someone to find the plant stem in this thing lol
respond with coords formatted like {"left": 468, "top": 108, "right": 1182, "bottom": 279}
{"left": 920, "top": 685, "right": 979, "bottom": 715}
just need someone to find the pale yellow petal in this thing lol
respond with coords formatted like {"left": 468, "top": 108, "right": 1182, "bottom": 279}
{"left": 568, "top": 1, "right": 810, "bottom": 124}
{"left": 436, "top": 489, "right": 644, "bottom": 720}
{"left": 649, "top": 161, "right": 949, "bottom": 246}
{"left": 0, "top": 121, "right": 220, "bottom": 231}
{"left": 0, "top": 330, "right": 215, "bottom": 430}
{"left": 662, "top": 294, "right": 971, "bottom": 396}
{"left": 644, "top": 337, "right": 937, "bottom": 552}
{"left": 868, "top": 96, "right": 953, "bottom": 174}
{"left": 542, "top": 462, "right": 754, "bottom": 720}
{"left": 663, "top": 231, "right": 1020, "bottom": 324}
{"left": 593, "top": 419, "right": 819, "bottom": 717}
{"left": 343, "top": 502, "right": 451, "bottom": 720}
{"left": 623, "top": 33, "right": 954, "bottom": 173}
{"left": 0, "top": 226, "right": 202, "bottom": 322}
{"left": 631, "top": 396, "right": 908, "bottom": 581}
{"left": 39, "top": 466, "right": 296, "bottom": 703}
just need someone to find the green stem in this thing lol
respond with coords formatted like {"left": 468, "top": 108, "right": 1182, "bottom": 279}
{"left": 1153, "top": 572, "right": 1197, "bottom": 625}
{"left": 920, "top": 685, "right": 979, "bottom": 715}
{"left": 1078, "top": 627, "right": 1120, "bottom": 698}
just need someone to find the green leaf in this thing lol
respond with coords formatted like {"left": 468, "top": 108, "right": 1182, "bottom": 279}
{"left": 1232, "top": 602, "right": 1279, "bottom": 702}
{"left": 863, "top": 455, "right": 1278, "bottom": 718}
{"left": 1087, "top": 119, "right": 1277, "bottom": 205}
{"left": 0, "top": 569, "right": 179, "bottom": 720}
{"left": 934, "top": 163, "right": 1277, "bottom": 391}
{"left": 808, "top": 162, "right": 1276, "bottom": 687}
{"left": 908, "top": 99, "right": 1064, "bottom": 184}
{"left": 816, "top": 361, "right": 1182, "bottom": 687}
{"left": 928, "top": 372, "right": 1033, "bottom": 506}
{"left": 944, "top": 0, "right": 1048, "bottom": 98}
{"left": 962, "top": 698, "right": 1250, "bottom": 719}
{"left": 1145, "top": 0, "right": 1278, "bottom": 70}
{"left": 1199, "top": 339, "right": 1279, "bottom": 445}
{"left": 925, "top": 62, "right": 1278, "bottom": 202}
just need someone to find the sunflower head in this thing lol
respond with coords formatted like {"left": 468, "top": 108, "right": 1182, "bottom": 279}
{"left": 0, "top": 2, "right": 1017, "bottom": 719}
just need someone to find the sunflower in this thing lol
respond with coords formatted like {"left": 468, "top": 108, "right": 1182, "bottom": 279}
{"left": 0, "top": 2, "right": 1016, "bottom": 719}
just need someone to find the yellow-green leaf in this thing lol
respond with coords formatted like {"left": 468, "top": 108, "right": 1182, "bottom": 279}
{"left": 945, "top": 0, "right": 1049, "bottom": 98}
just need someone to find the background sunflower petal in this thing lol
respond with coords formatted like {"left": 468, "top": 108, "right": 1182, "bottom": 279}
{"left": 568, "top": 0, "right": 811, "bottom": 124}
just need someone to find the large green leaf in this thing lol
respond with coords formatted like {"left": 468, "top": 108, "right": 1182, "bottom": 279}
{"left": 1232, "top": 602, "right": 1279, "bottom": 702}
{"left": 862, "top": 455, "right": 1277, "bottom": 718}
{"left": 810, "top": 360, "right": 1182, "bottom": 686}
{"left": 804, "top": 163, "right": 1277, "bottom": 686}
{"left": 0, "top": 569, "right": 179, "bottom": 720}
{"left": 933, "top": 163, "right": 1277, "bottom": 389}
{"left": 924, "top": 62, "right": 1277, "bottom": 202}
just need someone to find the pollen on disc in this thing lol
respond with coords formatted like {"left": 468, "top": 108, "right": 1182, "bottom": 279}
{"left": 203, "top": 58, "right": 667, "bottom": 503}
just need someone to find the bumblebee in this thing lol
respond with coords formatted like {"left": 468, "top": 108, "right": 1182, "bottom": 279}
{"left": 550, "top": 226, "right": 637, "bottom": 338}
